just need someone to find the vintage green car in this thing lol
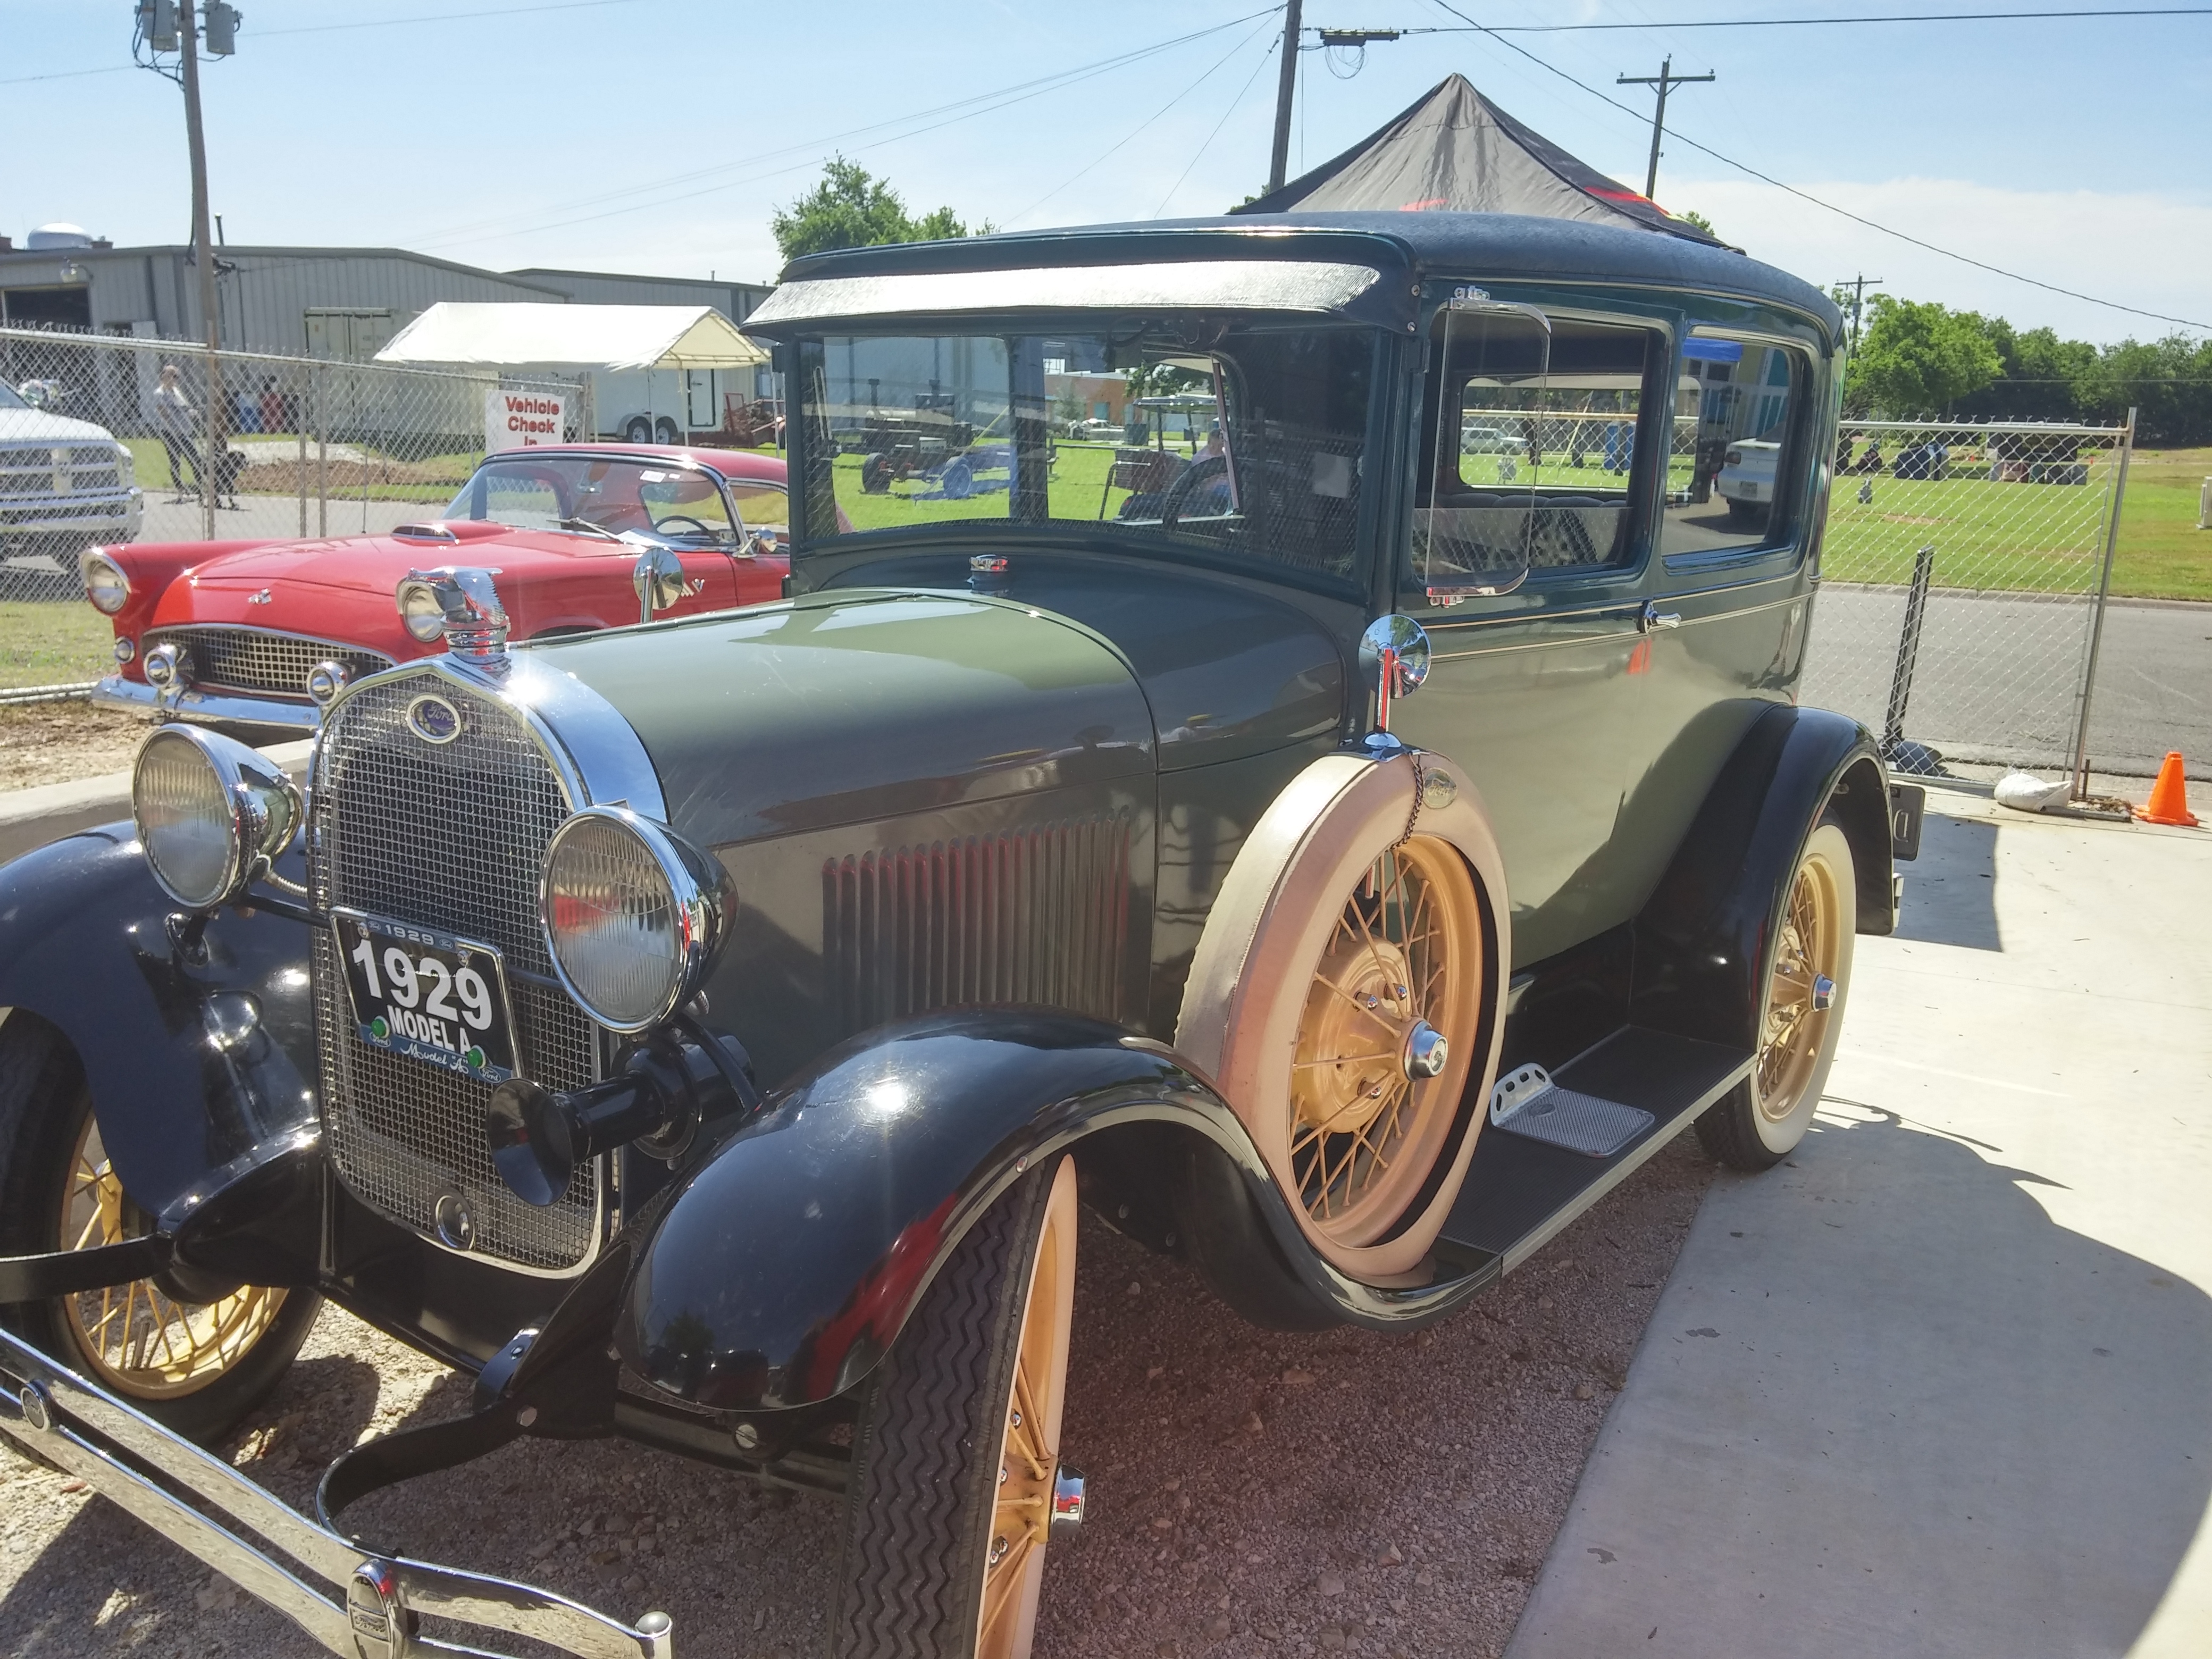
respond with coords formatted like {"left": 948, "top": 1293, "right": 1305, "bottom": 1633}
{"left": 0, "top": 212, "right": 1915, "bottom": 1658}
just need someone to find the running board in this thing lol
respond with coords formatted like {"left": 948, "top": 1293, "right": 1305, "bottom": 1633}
{"left": 1439, "top": 1027, "right": 1753, "bottom": 1275}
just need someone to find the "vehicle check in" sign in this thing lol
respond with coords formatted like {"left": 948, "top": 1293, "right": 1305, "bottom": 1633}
{"left": 485, "top": 388, "right": 568, "bottom": 451}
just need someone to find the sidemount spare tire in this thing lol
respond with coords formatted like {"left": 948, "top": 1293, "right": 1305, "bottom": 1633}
{"left": 1176, "top": 747, "right": 1509, "bottom": 1283}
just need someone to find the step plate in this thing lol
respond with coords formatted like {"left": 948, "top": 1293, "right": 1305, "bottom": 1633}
{"left": 1493, "top": 1086, "right": 1654, "bottom": 1159}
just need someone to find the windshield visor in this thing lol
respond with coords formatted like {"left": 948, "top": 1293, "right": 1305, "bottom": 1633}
{"left": 795, "top": 321, "right": 1376, "bottom": 587}
{"left": 443, "top": 455, "right": 751, "bottom": 548}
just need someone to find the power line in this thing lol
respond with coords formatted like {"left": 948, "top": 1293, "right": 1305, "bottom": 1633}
{"left": 1346, "top": 7, "right": 2210, "bottom": 35}
{"left": 1155, "top": 31, "right": 1285, "bottom": 215}
{"left": 1424, "top": 0, "right": 2212, "bottom": 332}
{"left": 1, "top": 0, "right": 648, "bottom": 87}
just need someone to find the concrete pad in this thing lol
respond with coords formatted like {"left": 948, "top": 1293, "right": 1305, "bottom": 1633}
{"left": 0, "top": 738, "right": 313, "bottom": 867}
{"left": 1507, "top": 789, "right": 2212, "bottom": 1658}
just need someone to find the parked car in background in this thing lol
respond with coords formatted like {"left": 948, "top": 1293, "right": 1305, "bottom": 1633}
{"left": 1, "top": 378, "right": 141, "bottom": 596}
{"left": 1459, "top": 421, "right": 1518, "bottom": 453}
{"left": 1065, "top": 415, "right": 1119, "bottom": 440}
{"left": 1716, "top": 435, "right": 1780, "bottom": 524}
{"left": 82, "top": 446, "right": 788, "bottom": 728}
{"left": 0, "top": 213, "right": 1917, "bottom": 1659}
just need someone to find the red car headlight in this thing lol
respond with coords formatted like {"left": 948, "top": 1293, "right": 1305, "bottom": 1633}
{"left": 80, "top": 549, "right": 131, "bottom": 615}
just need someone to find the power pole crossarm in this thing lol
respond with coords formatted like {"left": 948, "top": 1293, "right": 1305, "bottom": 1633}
{"left": 1616, "top": 56, "right": 1714, "bottom": 203}
{"left": 1268, "top": 0, "right": 1305, "bottom": 195}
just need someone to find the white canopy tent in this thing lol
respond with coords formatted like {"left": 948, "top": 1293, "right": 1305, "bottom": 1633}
{"left": 376, "top": 304, "right": 771, "bottom": 443}
{"left": 375, "top": 303, "right": 768, "bottom": 372}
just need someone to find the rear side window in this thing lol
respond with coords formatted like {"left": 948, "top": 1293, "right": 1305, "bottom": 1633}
{"left": 1661, "top": 336, "right": 1808, "bottom": 556}
{"left": 1412, "top": 309, "right": 1664, "bottom": 598}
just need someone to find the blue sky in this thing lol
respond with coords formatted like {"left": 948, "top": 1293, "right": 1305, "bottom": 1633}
{"left": 4, "top": 1, "right": 2207, "bottom": 342}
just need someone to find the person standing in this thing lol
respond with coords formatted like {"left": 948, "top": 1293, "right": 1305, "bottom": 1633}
{"left": 153, "top": 364, "right": 203, "bottom": 500}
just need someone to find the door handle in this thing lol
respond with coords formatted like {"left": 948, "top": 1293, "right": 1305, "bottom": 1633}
{"left": 1639, "top": 601, "right": 1682, "bottom": 633}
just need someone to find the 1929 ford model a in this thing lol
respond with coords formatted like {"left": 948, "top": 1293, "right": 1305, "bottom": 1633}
{"left": 0, "top": 214, "right": 1915, "bottom": 1658}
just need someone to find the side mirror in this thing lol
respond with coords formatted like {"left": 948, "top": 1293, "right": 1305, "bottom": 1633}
{"left": 632, "top": 547, "right": 685, "bottom": 623}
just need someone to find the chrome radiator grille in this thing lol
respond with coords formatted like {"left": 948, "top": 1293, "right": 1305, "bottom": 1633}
{"left": 309, "top": 672, "right": 600, "bottom": 1271}
{"left": 152, "top": 627, "right": 392, "bottom": 701}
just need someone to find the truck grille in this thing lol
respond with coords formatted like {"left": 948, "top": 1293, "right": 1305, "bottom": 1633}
{"left": 150, "top": 627, "right": 392, "bottom": 701}
{"left": 0, "top": 445, "right": 124, "bottom": 497}
{"left": 309, "top": 669, "right": 601, "bottom": 1271}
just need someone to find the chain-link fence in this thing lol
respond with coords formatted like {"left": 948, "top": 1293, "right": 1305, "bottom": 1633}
{"left": 1799, "top": 416, "right": 2136, "bottom": 780}
{"left": 0, "top": 324, "right": 589, "bottom": 603}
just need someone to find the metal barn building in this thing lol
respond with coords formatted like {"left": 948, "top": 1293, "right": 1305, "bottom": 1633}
{"left": 0, "top": 236, "right": 770, "bottom": 363}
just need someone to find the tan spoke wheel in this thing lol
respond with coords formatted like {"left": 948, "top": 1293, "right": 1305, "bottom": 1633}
{"left": 1755, "top": 842, "right": 1845, "bottom": 1126}
{"left": 976, "top": 1159, "right": 1078, "bottom": 1659}
{"left": 1288, "top": 836, "right": 1484, "bottom": 1250}
{"left": 58, "top": 1115, "right": 286, "bottom": 1400}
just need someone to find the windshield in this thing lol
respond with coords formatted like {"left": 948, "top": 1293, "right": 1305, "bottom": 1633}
{"left": 795, "top": 320, "right": 1375, "bottom": 588}
{"left": 443, "top": 455, "right": 769, "bottom": 549}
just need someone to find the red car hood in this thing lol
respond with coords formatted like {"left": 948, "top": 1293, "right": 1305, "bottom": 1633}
{"left": 185, "top": 522, "right": 628, "bottom": 592}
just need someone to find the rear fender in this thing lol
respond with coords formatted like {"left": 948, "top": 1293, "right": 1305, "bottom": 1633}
{"left": 0, "top": 827, "right": 320, "bottom": 1218}
{"left": 614, "top": 1011, "right": 1499, "bottom": 1413}
{"left": 1632, "top": 703, "right": 1892, "bottom": 1049}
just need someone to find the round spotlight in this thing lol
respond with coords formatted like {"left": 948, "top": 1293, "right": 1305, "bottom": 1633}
{"left": 142, "top": 641, "right": 183, "bottom": 689}
{"left": 131, "top": 727, "right": 301, "bottom": 911}
{"left": 113, "top": 636, "right": 137, "bottom": 666}
{"left": 305, "top": 659, "right": 352, "bottom": 707}
{"left": 541, "top": 807, "right": 733, "bottom": 1033}
{"left": 79, "top": 550, "right": 131, "bottom": 616}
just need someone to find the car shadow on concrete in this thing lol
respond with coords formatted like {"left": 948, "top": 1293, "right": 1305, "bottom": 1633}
{"left": 1891, "top": 809, "right": 2001, "bottom": 951}
{"left": 1507, "top": 1105, "right": 2212, "bottom": 1659}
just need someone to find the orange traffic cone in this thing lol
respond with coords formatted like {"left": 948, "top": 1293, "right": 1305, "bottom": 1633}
{"left": 2135, "top": 752, "right": 2199, "bottom": 826}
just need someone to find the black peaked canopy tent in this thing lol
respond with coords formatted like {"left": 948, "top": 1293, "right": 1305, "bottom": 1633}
{"left": 1233, "top": 72, "right": 1720, "bottom": 245}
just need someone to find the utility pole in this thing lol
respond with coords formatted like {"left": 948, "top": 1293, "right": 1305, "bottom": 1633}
{"left": 1837, "top": 273, "right": 1884, "bottom": 357}
{"left": 177, "top": 3, "right": 222, "bottom": 539}
{"left": 1616, "top": 56, "right": 1714, "bottom": 203}
{"left": 1267, "top": 0, "right": 1304, "bottom": 196}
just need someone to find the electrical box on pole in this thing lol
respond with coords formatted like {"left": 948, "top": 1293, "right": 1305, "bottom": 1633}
{"left": 203, "top": 3, "right": 240, "bottom": 56}
{"left": 139, "top": 0, "right": 180, "bottom": 52}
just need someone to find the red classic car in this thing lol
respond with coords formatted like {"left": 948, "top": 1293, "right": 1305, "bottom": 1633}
{"left": 81, "top": 445, "right": 791, "bottom": 730}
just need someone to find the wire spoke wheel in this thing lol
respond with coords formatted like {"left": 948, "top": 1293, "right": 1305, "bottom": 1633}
{"left": 1755, "top": 847, "right": 1843, "bottom": 1124}
{"left": 58, "top": 1115, "right": 286, "bottom": 1400}
{"left": 1288, "top": 835, "right": 1482, "bottom": 1249}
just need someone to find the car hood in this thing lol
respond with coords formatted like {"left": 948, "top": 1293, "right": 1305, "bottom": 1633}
{"left": 531, "top": 591, "right": 1157, "bottom": 847}
{"left": 0, "top": 407, "right": 122, "bottom": 447}
{"left": 179, "top": 523, "right": 640, "bottom": 591}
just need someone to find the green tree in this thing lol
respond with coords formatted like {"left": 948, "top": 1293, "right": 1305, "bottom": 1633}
{"left": 1846, "top": 295, "right": 2002, "bottom": 417}
{"left": 1954, "top": 316, "right": 2097, "bottom": 423}
{"left": 770, "top": 157, "right": 987, "bottom": 263}
{"left": 1674, "top": 208, "right": 1717, "bottom": 238}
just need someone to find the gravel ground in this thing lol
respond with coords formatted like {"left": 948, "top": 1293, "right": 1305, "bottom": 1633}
{"left": 0, "top": 1136, "right": 1715, "bottom": 1659}
{"left": 0, "top": 705, "right": 146, "bottom": 792}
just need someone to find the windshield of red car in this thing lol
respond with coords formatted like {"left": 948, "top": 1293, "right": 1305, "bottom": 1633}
{"left": 443, "top": 456, "right": 779, "bottom": 549}
{"left": 792, "top": 320, "right": 1376, "bottom": 590}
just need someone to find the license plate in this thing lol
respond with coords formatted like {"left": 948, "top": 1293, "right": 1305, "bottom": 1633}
{"left": 332, "top": 908, "right": 520, "bottom": 1083}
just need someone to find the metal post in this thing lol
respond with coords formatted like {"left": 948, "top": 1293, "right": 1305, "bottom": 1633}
{"left": 297, "top": 386, "right": 307, "bottom": 535}
{"left": 316, "top": 364, "right": 328, "bottom": 538}
{"left": 2070, "top": 407, "right": 2136, "bottom": 798}
{"left": 178, "top": 3, "right": 221, "bottom": 541}
{"left": 1882, "top": 543, "right": 1937, "bottom": 766}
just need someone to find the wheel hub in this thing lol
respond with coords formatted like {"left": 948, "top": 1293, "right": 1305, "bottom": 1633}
{"left": 1295, "top": 932, "right": 1418, "bottom": 1138}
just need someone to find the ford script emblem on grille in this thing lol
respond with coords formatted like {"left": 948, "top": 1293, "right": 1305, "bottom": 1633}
{"left": 405, "top": 693, "right": 462, "bottom": 744}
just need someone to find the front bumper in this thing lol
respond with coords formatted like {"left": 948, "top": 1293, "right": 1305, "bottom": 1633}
{"left": 0, "top": 489, "right": 142, "bottom": 542}
{"left": 93, "top": 672, "right": 322, "bottom": 731}
{"left": 0, "top": 1323, "right": 673, "bottom": 1659}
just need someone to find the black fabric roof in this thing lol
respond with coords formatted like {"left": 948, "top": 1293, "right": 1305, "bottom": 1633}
{"left": 1231, "top": 73, "right": 1719, "bottom": 245}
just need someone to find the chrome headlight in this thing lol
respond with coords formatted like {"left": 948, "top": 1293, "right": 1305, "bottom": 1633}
{"left": 131, "top": 727, "right": 302, "bottom": 910}
{"left": 80, "top": 549, "right": 131, "bottom": 615}
{"left": 113, "top": 442, "right": 136, "bottom": 482}
{"left": 541, "top": 807, "right": 733, "bottom": 1033}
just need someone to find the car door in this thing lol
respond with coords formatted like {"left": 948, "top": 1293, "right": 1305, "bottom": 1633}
{"left": 1384, "top": 296, "right": 1675, "bottom": 970}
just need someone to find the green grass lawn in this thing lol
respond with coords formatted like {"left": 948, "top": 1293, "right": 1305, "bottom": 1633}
{"left": 1820, "top": 446, "right": 2211, "bottom": 599}
{"left": 0, "top": 601, "right": 114, "bottom": 689}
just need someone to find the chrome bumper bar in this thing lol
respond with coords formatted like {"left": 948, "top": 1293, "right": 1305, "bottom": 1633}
{"left": 92, "top": 672, "right": 322, "bottom": 730}
{"left": 0, "top": 1325, "right": 672, "bottom": 1659}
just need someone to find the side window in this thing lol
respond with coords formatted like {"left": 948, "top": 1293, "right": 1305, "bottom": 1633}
{"left": 1661, "top": 336, "right": 1808, "bottom": 556}
{"left": 1412, "top": 308, "right": 1663, "bottom": 602}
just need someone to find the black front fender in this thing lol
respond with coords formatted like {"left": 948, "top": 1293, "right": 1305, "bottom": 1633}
{"left": 0, "top": 827, "right": 319, "bottom": 1217}
{"left": 615, "top": 1011, "right": 1499, "bottom": 1412}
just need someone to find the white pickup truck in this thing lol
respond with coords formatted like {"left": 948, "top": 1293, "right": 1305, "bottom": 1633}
{"left": 0, "top": 381, "right": 142, "bottom": 597}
